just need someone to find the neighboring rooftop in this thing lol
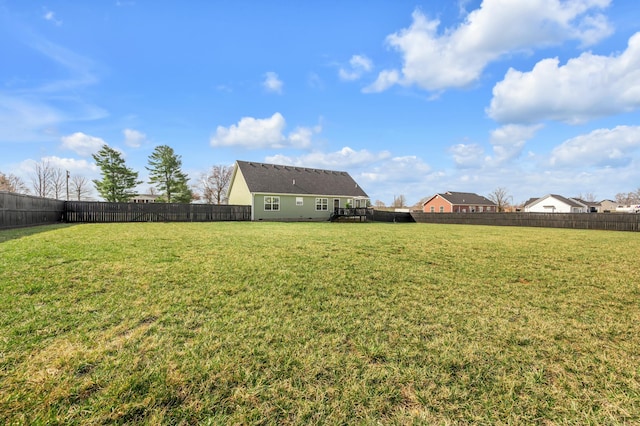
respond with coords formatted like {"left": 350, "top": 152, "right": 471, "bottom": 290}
{"left": 436, "top": 191, "right": 496, "bottom": 205}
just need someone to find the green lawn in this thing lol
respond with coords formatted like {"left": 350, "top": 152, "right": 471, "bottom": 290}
{"left": 1, "top": 222, "right": 639, "bottom": 424}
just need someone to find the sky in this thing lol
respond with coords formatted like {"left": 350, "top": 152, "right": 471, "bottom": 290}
{"left": 1, "top": 0, "right": 640, "bottom": 205}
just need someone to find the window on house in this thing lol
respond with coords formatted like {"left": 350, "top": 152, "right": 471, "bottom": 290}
{"left": 439, "top": 206, "right": 444, "bottom": 212}
{"left": 316, "top": 198, "right": 328, "bottom": 211}
{"left": 296, "top": 197, "right": 303, "bottom": 206}
{"left": 430, "top": 206, "right": 435, "bottom": 212}
{"left": 264, "top": 196, "right": 280, "bottom": 211}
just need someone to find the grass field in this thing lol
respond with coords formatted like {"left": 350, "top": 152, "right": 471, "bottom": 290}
{"left": 1, "top": 222, "right": 639, "bottom": 424}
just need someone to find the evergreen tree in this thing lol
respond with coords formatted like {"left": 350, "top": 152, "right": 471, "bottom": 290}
{"left": 92, "top": 145, "right": 141, "bottom": 202}
{"left": 146, "top": 145, "right": 192, "bottom": 203}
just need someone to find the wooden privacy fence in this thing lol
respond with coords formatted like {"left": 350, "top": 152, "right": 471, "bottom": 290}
{"left": 410, "top": 212, "right": 640, "bottom": 232}
{"left": 370, "top": 210, "right": 415, "bottom": 223}
{"left": 65, "top": 201, "right": 251, "bottom": 223}
{"left": 0, "top": 192, "right": 65, "bottom": 229}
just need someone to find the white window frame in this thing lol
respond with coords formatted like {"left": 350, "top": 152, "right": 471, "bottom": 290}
{"left": 296, "top": 197, "right": 303, "bottom": 206}
{"left": 315, "top": 198, "right": 328, "bottom": 211}
{"left": 264, "top": 196, "right": 280, "bottom": 211}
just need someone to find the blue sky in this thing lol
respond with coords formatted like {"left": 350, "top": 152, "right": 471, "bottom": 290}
{"left": 1, "top": 0, "right": 640, "bottom": 205}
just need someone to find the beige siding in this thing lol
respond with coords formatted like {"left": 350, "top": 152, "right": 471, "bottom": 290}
{"left": 227, "top": 168, "right": 252, "bottom": 205}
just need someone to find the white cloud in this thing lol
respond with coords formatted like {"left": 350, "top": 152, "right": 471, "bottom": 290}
{"left": 0, "top": 36, "right": 105, "bottom": 143}
{"left": 488, "top": 32, "right": 640, "bottom": 124}
{"left": 360, "top": 155, "right": 431, "bottom": 184}
{"left": 365, "top": 0, "right": 612, "bottom": 93}
{"left": 449, "top": 124, "right": 541, "bottom": 168}
{"left": 287, "top": 126, "right": 320, "bottom": 149}
{"left": 42, "top": 156, "right": 97, "bottom": 173}
{"left": 362, "top": 70, "right": 400, "bottom": 93}
{"left": 60, "top": 132, "right": 106, "bottom": 157}
{"left": 0, "top": 94, "right": 63, "bottom": 142}
{"left": 339, "top": 55, "right": 373, "bottom": 81}
{"left": 43, "top": 9, "right": 62, "bottom": 26}
{"left": 550, "top": 125, "right": 640, "bottom": 167}
{"left": 210, "top": 113, "right": 320, "bottom": 149}
{"left": 265, "top": 146, "right": 391, "bottom": 169}
{"left": 211, "top": 113, "right": 285, "bottom": 148}
{"left": 29, "top": 38, "right": 98, "bottom": 92}
{"left": 18, "top": 156, "right": 98, "bottom": 183}
{"left": 307, "top": 72, "right": 324, "bottom": 90}
{"left": 263, "top": 72, "right": 283, "bottom": 94}
{"left": 123, "top": 128, "right": 147, "bottom": 147}
{"left": 449, "top": 143, "right": 486, "bottom": 168}
{"left": 489, "top": 124, "right": 542, "bottom": 164}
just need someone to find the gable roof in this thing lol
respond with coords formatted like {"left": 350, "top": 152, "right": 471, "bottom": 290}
{"left": 523, "top": 197, "right": 539, "bottom": 208}
{"left": 234, "top": 160, "right": 368, "bottom": 197}
{"left": 528, "top": 194, "right": 586, "bottom": 208}
{"left": 572, "top": 198, "right": 601, "bottom": 207}
{"left": 426, "top": 191, "right": 496, "bottom": 206}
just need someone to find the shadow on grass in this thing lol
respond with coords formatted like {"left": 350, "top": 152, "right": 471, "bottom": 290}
{"left": 0, "top": 223, "right": 77, "bottom": 244}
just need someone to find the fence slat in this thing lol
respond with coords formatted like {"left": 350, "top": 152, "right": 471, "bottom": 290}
{"left": 0, "top": 192, "right": 65, "bottom": 229}
{"left": 409, "top": 212, "right": 640, "bottom": 232}
{"left": 63, "top": 201, "right": 251, "bottom": 223}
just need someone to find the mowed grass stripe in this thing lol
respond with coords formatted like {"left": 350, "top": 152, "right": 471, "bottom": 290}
{"left": 0, "top": 222, "right": 639, "bottom": 424}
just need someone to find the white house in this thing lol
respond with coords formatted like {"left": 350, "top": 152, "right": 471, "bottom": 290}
{"left": 524, "top": 194, "right": 588, "bottom": 213}
{"left": 131, "top": 193, "right": 160, "bottom": 203}
{"left": 615, "top": 204, "right": 640, "bottom": 213}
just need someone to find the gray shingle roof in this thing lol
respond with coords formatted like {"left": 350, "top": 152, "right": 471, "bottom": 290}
{"left": 438, "top": 191, "right": 496, "bottom": 206}
{"left": 235, "top": 160, "right": 368, "bottom": 197}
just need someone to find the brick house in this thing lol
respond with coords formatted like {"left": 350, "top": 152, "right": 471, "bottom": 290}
{"left": 422, "top": 191, "right": 497, "bottom": 213}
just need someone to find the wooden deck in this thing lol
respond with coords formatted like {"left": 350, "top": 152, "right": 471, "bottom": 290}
{"left": 329, "top": 208, "right": 371, "bottom": 222}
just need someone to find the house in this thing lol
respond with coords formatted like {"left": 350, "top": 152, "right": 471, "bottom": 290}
{"left": 422, "top": 191, "right": 497, "bottom": 213}
{"left": 599, "top": 199, "right": 618, "bottom": 212}
{"left": 524, "top": 194, "right": 587, "bottom": 213}
{"left": 615, "top": 204, "right": 640, "bottom": 213}
{"left": 131, "top": 194, "right": 160, "bottom": 203}
{"left": 572, "top": 198, "right": 600, "bottom": 213}
{"left": 227, "top": 160, "right": 370, "bottom": 221}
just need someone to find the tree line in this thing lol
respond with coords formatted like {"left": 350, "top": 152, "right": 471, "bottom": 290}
{"left": 0, "top": 144, "right": 233, "bottom": 204}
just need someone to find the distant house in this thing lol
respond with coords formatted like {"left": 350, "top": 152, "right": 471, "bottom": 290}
{"left": 615, "top": 204, "right": 640, "bottom": 213}
{"left": 524, "top": 194, "right": 587, "bottom": 213}
{"left": 599, "top": 199, "right": 618, "bottom": 212}
{"left": 572, "top": 198, "right": 600, "bottom": 213}
{"left": 227, "top": 160, "right": 369, "bottom": 221}
{"left": 131, "top": 194, "right": 160, "bottom": 203}
{"left": 422, "top": 191, "right": 497, "bottom": 213}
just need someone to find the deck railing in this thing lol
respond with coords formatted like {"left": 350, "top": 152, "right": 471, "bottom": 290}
{"left": 330, "top": 207, "right": 372, "bottom": 222}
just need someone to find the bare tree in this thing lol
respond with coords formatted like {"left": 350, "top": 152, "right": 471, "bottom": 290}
{"left": 31, "top": 160, "right": 55, "bottom": 198}
{"left": 374, "top": 199, "right": 386, "bottom": 208}
{"left": 413, "top": 196, "right": 430, "bottom": 210}
{"left": 392, "top": 194, "right": 406, "bottom": 208}
{"left": 615, "top": 191, "right": 639, "bottom": 205}
{"left": 487, "top": 187, "right": 511, "bottom": 212}
{"left": 199, "top": 165, "right": 233, "bottom": 204}
{"left": 70, "top": 175, "right": 92, "bottom": 200}
{"left": 0, "top": 172, "right": 29, "bottom": 194}
{"left": 50, "top": 168, "right": 67, "bottom": 200}
{"left": 574, "top": 192, "right": 597, "bottom": 202}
